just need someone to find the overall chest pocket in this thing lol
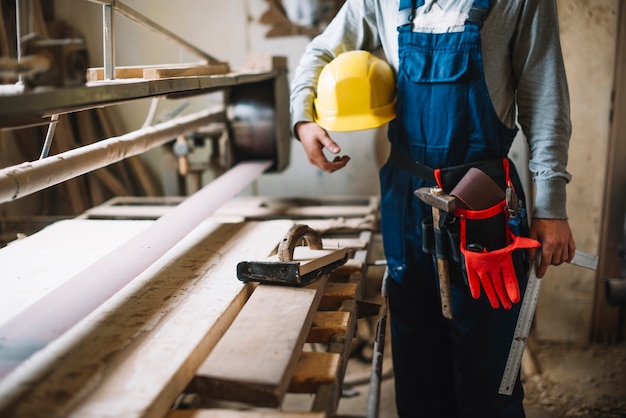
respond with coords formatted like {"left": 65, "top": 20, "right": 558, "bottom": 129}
{"left": 400, "top": 50, "right": 470, "bottom": 84}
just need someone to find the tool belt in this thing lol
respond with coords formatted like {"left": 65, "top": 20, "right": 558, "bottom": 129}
{"left": 390, "top": 146, "right": 539, "bottom": 309}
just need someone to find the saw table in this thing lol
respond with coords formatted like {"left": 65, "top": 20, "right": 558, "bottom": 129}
{"left": 0, "top": 195, "right": 384, "bottom": 418}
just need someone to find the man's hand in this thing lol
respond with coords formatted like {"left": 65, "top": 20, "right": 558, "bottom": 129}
{"left": 528, "top": 218, "right": 576, "bottom": 278}
{"left": 296, "top": 122, "right": 350, "bottom": 173}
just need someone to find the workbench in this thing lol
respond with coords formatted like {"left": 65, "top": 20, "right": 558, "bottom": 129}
{"left": 0, "top": 195, "right": 384, "bottom": 418}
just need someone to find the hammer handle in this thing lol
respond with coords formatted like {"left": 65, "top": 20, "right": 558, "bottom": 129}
{"left": 436, "top": 258, "right": 453, "bottom": 319}
{"left": 432, "top": 204, "right": 453, "bottom": 319}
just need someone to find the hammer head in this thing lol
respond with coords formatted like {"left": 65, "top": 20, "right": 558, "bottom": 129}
{"left": 414, "top": 187, "right": 458, "bottom": 213}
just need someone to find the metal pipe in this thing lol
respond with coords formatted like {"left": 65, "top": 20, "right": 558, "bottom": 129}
{"left": 15, "top": 0, "right": 33, "bottom": 84}
{"left": 0, "top": 107, "right": 225, "bottom": 204}
{"left": 86, "top": 0, "right": 220, "bottom": 64}
{"left": 366, "top": 269, "right": 389, "bottom": 418}
{"left": 15, "top": 0, "right": 33, "bottom": 58}
{"left": 102, "top": 3, "right": 115, "bottom": 80}
{"left": 0, "top": 160, "right": 272, "bottom": 380}
{"left": 39, "top": 113, "right": 60, "bottom": 159}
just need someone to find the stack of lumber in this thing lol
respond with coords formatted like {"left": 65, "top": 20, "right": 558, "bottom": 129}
{"left": 0, "top": 195, "right": 383, "bottom": 417}
{"left": 177, "top": 233, "right": 369, "bottom": 415}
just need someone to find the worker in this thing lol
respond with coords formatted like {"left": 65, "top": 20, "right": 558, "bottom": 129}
{"left": 290, "top": 0, "right": 576, "bottom": 417}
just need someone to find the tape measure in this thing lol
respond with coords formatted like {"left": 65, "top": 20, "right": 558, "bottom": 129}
{"left": 499, "top": 249, "right": 599, "bottom": 396}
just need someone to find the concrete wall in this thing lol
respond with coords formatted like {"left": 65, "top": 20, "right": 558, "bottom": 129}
{"left": 52, "top": 0, "right": 620, "bottom": 343}
{"left": 534, "top": 0, "right": 618, "bottom": 343}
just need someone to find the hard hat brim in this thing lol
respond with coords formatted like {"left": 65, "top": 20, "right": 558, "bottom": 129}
{"left": 314, "top": 100, "right": 396, "bottom": 132}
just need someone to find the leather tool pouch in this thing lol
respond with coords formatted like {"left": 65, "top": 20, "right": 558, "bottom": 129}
{"left": 421, "top": 159, "right": 531, "bottom": 288}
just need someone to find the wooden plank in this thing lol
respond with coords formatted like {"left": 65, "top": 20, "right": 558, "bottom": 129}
{"left": 81, "top": 205, "right": 174, "bottom": 220}
{"left": 90, "top": 196, "right": 185, "bottom": 206}
{"left": 188, "top": 278, "right": 329, "bottom": 408}
{"left": 143, "top": 63, "right": 230, "bottom": 79}
{"left": 213, "top": 196, "right": 379, "bottom": 220}
{"left": 87, "top": 63, "right": 231, "bottom": 82}
{"left": 87, "top": 66, "right": 144, "bottom": 81}
{"left": 0, "top": 220, "right": 294, "bottom": 418}
{"left": 318, "top": 282, "right": 358, "bottom": 310}
{"left": 78, "top": 196, "right": 184, "bottom": 219}
{"left": 311, "top": 300, "right": 358, "bottom": 414}
{"left": 288, "top": 351, "right": 340, "bottom": 393}
{"left": 169, "top": 410, "right": 325, "bottom": 418}
{"left": 330, "top": 259, "right": 364, "bottom": 279}
{"left": 81, "top": 197, "right": 380, "bottom": 232}
{"left": 307, "top": 312, "right": 350, "bottom": 343}
{"left": 321, "top": 237, "right": 366, "bottom": 250}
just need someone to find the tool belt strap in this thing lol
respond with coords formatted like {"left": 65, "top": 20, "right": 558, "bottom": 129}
{"left": 389, "top": 145, "right": 436, "bottom": 182}
{"left": 389, "top": 145, "right": 507, "bottom": 191}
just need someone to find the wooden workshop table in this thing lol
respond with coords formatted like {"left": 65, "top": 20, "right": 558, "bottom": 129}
{"left": 0, "top": 195, "right": 383, "bottom": 418}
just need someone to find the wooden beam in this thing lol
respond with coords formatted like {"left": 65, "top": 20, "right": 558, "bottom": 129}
{"left": 87, "top": 63, "right": 230, "bottom": 82}
{"left": 306, "top": 312, "right": 350, "bottom": 343}
{"left": 318, "top": 282, "right": 359, "bottom": 310}
{"left": 188, "top": 277, "right": 329, "bottom": 408}
{"left": 288, "top": 351, "right": 340, "bottom": 393}
{"left": 311, "top": 300, "right": 358, "bottom": 414}
{"left": 143, "top": 63, "right": 230, "bottom": 79}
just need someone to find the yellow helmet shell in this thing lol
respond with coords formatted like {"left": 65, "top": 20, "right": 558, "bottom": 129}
{"left": 314, "top": 50, "right": 396, "bottom": 132}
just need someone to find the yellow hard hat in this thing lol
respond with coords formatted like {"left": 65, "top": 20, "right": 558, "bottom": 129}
{"left": 314, "top": 50, "right": 396, "bottom": 132}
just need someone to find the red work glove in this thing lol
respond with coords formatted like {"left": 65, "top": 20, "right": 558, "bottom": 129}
{"left": 461, "top": 235, "right": 540, "bottom": 309}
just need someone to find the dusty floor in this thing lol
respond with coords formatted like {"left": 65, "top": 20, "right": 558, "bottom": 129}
{"left": 333, "top": 328, "right": 626, "bottom": 418}
{"left": 522, "top": 340, "right": 626, "bottom": 418}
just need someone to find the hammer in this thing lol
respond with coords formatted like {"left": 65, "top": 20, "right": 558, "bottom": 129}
{"left": 414, "top": 187, "right": 458, "bottom": 319}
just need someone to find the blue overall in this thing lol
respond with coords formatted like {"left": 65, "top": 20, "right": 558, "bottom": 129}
{"left": 379, "top": 0, "right": 527, "bottom": 416}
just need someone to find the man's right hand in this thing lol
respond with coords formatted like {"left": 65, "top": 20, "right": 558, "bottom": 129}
{"left": 295, "top": 122, "right": 350, "bottom": 173}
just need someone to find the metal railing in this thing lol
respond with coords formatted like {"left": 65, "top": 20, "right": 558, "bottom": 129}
{"left": 84, "top": 0, "right": 221, "bottom": 80}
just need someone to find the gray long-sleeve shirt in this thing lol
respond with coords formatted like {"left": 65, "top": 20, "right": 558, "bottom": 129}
{"left": 290, "top": 0, "right": 572, "bottom": 219}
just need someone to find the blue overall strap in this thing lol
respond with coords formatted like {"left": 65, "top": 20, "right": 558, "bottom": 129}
{"left": 398, "top": 0, "right": 421, "bottom": 11}
{"left": 397, "top": 0, "right": 420, "bottom": 27}
{"left": 466, "top": 0, "right": 492, "bottom": 28}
